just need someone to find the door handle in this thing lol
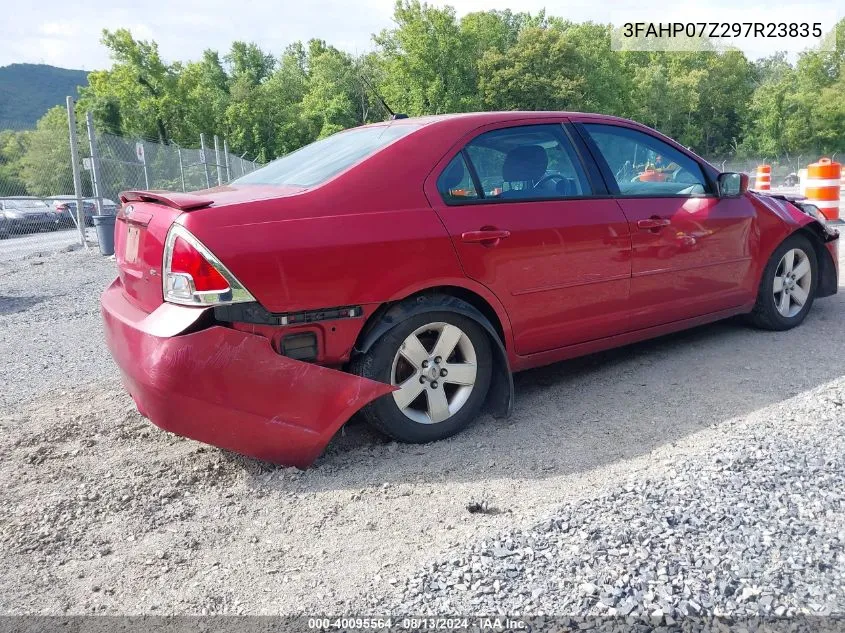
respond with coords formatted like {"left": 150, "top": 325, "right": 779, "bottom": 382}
{"left": 461, "top": 229, "right": 511, "bottom": 244}
{"left": 637, "top": 217, "right": 670, "bottom": 231}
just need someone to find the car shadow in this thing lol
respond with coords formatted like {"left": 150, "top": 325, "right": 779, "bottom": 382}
{"left": 221, "top": 281, "right": 845, "bottom": 492}
{"left": 0, "top": 294, "right": 46, "bottom": 316}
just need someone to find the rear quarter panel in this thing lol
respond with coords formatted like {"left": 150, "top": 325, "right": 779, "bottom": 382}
{"left": 182, "top": 202, "right": 463, "bottom": 312}
{"left": 180, "top": 120, "right": 491, "bottom": 315}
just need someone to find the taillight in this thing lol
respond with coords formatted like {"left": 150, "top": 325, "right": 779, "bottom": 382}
{"left": 56, "top": 204, "right": 69, "bottom": 211}
{"left": 162, "top": 225, "right": 254, "bottom": 306}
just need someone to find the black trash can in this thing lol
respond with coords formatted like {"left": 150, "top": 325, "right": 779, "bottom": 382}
{"left": 92, "top": 215, "right": 116, "bottom": 256}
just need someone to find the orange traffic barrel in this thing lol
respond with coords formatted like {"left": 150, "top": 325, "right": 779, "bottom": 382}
{"left": 805, "top": 157, "right": 841, "bottom": 221}
{"left": 754, "top": 164, "right": 771, "bottom": 191}
{"left": 638, "top": 168, "right": 667, "bottom": 182}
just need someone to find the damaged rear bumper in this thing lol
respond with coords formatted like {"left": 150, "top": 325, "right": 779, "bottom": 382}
{"left": 101, "top": 278, "right": 394, "bottom": 468}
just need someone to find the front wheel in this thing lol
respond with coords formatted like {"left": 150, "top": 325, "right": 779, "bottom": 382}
{"left": 747, "top": 233, "right": 818, "bottom": 330}
{"left": 353, "top": 311, "right": 493, "bottom": 443}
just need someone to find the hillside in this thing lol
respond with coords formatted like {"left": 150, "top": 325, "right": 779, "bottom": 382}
{"left": 0, "top": 64, "right": 89, "bottom": 129}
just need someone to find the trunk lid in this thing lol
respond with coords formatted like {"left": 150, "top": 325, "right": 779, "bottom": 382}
{"left": 114, "top": 197, "right": 184, "bottom": 313}
{"left": 114, "top": 185, "right": 307, "bottom": 313}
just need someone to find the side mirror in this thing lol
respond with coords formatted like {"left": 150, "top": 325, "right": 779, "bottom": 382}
{"left": 717, "top": 172, "right": 748, "bottom": 197}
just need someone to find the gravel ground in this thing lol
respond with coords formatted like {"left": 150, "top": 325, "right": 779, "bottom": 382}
{"left": 0, "top": 228, "right": 89, "bottom": 263}
{"left": 0, "top": 246, "right": 116, "bottom": 410}
{"left": 382, "top": 382, "right": 845, "bottom": 621}
{"left": 0, "top": 243, "right": 844, "bottom": 621}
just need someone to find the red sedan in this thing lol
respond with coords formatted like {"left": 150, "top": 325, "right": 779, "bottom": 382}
{"left": 101, "top": 112, "right": 839, "bottom": 467}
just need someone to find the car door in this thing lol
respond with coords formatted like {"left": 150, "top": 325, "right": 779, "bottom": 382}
{"left": 575, "top": 121, "right": 757, "bottom": 330}
{"left": 424, "top": 121, "right": 632, "bottom": 356}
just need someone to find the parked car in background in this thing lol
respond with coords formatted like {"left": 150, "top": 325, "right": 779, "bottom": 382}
{"left": 783, "top": 173, "right": 800, "bottom": 187}
{"left": 49, "top": 196, "right": 97, "bottom": 227}
{"left": 0, "top": 198, "right": 60, "bottom": 234}
{"left": 101, "top": 111, "right": 839, "bottom": 468}
{"left": 86, "top": 198, "right": 119, "bottom": 215}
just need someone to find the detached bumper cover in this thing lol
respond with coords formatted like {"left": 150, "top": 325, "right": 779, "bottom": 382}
{"left": 101, "top": 278, "right": 393, "bottom": 467}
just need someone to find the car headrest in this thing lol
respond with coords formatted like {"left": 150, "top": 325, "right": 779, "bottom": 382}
{"left": 440, "top": 158, "right": 466, "bottom": 191}
{"left": 503, "top": 145, "right": 548, "bottom": 182}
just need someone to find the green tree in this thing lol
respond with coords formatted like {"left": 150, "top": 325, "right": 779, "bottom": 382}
{"left": 0, "top": 130, "right": 30, "bottom": 196}
{"left": 174, "top": 50, "right": 229, "bottom": 145}
{"left": 374, "top": 0, "right": 477, "bottom": 114}
{"left": 47, "top": 9, "right": 845, "bottom": 170}
{"left": 18, "top": 106, "right": 82, "bottom": 196}
{"left": 478, "top": 27, "right": 586, "bottom": 111}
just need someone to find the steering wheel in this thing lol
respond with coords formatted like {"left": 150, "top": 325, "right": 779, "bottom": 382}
{"left": 533, "top": 173, "right": 566, "bottom": 190}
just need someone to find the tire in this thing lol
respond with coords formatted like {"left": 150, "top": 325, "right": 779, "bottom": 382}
{"left": 746, "top": 233, "right": 818, "bottom": 331}
{"left": 352, "top": 310, "right": 493, "bottom": 443}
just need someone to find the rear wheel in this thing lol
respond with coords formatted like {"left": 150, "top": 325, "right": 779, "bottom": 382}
{"left": 353, "top": 311, "right": 493, "bottom": 443}
{"left": 747, "top": 233, "right": 818, "bottom": 330}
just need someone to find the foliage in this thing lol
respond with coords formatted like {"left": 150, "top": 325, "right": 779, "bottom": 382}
{"left": 1, "top": 8, "right": 843, "bottom": 196}
{"left": 17, "top": 106, "right": 79, "bottom": 197}
{"left": 0, "top": 129, "right": 30, "bottom": 195}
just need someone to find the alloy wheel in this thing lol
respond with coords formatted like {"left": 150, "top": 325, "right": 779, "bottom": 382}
{"left": 390, "top": 322, "right": 477, "bottom": 424}
{"left": 773, "top": 247, "right": 812, "bottom": 318}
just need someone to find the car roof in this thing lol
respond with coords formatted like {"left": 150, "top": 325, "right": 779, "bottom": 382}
{"left": 377, "top": 111, "right": 714, "bottom": 173}
{"left": 365, "top": 111, "right": 635, "bottom": 129}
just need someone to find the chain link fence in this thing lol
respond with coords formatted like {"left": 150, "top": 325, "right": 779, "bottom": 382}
{"left": 0, "top": 104, "right": 260, "bottom": 262}
{"left": 1, "top": 99, "right": 841, "bottom": 263}
{"left": 95, "top": 133, "right": 260, "bottom": 202}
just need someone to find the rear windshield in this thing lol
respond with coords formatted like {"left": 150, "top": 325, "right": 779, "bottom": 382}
{"left": 233, "top": 124, "right": 419, "bottom": 188}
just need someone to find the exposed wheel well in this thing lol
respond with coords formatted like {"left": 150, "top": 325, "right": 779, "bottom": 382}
{"left": 794, "top": 225, "right": 837, "bottom": 298}
{"left": 351, "top": 285, "right": 513, "bottom": 419}
{"left": 357, "top": 285, "right": 506, "bottom": 351}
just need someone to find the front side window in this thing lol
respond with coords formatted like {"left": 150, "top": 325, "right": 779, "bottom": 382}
{"left": 234, "top": 124, "right": 419, "bottom": 188}
{"left": 464, "top": 125, "right": 591, "bottom": 201}
{"left": 583, "top": 123, "right": 709, "bottom": 196}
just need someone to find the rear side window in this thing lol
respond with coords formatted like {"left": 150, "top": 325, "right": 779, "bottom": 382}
{"left": 234, "top": 124, "right": 419, "bottom": 188}
{"left": 437, "top": 154, "right": 480, "bottom": 202}
{"left": 583, "top": 123, "right": 709, "bottom": 196}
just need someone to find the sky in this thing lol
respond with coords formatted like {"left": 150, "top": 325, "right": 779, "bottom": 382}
{"left": 0, "top": 0, "right": 838, "bottom": 70}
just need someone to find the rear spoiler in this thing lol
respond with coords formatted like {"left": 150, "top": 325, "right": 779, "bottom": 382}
{"left": 119, "top": 190, "right": 213, "bottom": 211}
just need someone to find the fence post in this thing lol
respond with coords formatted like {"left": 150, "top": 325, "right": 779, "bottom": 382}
{"left": 85, "top": 112, "right": 104, "bottom": 215}
{"left": 200, "top": 134, "right": 211, "bottom": 189}
{"left": 223, "top": 139, "right": 231, "bottom": 182}
{"left": 66, "top": 97, "right": 88, "bottom": 248}
{"left": 177, "top": 147, "right": 186, "bottom": 192}
{"left": 137, "top": 140, "right": 150, "bottom": 189}
{"left": 214, "top": 135, "right": 223, "bottom": 186}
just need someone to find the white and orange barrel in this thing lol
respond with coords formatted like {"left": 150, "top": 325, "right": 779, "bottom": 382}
{"left": 754, "top": 164, "right": 771, "bottom": 191}
{"left": 805, "top": 157, "right": 841, "bottom": 221}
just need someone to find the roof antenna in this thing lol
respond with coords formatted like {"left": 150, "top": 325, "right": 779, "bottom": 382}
{"left": 359, "top": 74, "right": 407, "bottom": 120}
